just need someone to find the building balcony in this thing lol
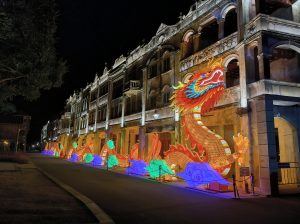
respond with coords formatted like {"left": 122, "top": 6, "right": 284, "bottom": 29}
{"left": 59, "top": 128, "right": 69, "bottom": 134}
{"left": 124, "top": 80, "right": 141, "bottom": 97}
{"left": 216, "top": 86, "right": 241, "bottom": 107}
{"left": 89, "top": 100, "right": 97, "bottom": 110}
{"left": 124, "top": 112, "right": 142, "bottom": 122}
{"left": 98, "top": 94, "right": 108, "bottom": 106}
{"left": 79, "top": 129, "right": 86, "bottom": 135}
{"left": 88, "top": 125, "right": 94, "bottom": 132}
{"left": 179, "top": 32, "right": 238, "bottom": 72}
{"left": 96, "top": 121, "right": 106, "bottom": 129}
{"left": 245, "top": 14, "right": 300, "bottom": 40}
{"left": 145, "top": 107, "right": 174, "bottom": 122}
{"left": 64, "top": 112, "right": 71, "bottom": 119}
{"left": 109, "top": 117, "right": 121, "bottom": 126}
{"left": 248, "top": 79, "right": 300, "bottom": 99}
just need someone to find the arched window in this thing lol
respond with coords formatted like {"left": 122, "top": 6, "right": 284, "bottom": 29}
{"left": 247, "top": 45, "right": 260, "bottom": 83}
{"left": 162, "top": 85, "right": 171, "bottom": 105}
{"left": 162, "top": 51, "right": 171, "bottom": 73}
{"left": 257, "top": 0, "right": 296, "bottom": 22}
{"left": 224, "top": 8, "right": 237, "bottom": 37}
{"left": 148, "top": 58, "right": 157, "bottom": 79}
{"left": 270, "top": 45, "right": 300, "bottom": 83}
{"left": 149, "top": 89, "right": 157, "bottom": 109}
{"left": 200, "top": 20, "right": 219, "bottom": 50}
{"left": 226, "top": 59, "right": 240, "bottom": 88}
{"left": 182, "top": 31, "right": 194, "bottom": 59}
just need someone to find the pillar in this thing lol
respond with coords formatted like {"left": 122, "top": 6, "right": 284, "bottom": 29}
{"left": 193, "top": 33, "right": 200, "bottom": 52}
{"left": 255, "top": 96, "right": 278, "bottom": 195}
{"left": 106, "top": 80, "right": 113, "bottom": 131}
{"left": 141, "top": 68, "right": 147, "bottom": 126}
{"left": 218, "top": 18, "right": 225, "bottom": 40}
{"left": 139, "top": 126, "right": 146, "bottom": 160}
{"left": 257, "top": 37, "right": 271, "bottom": 80}
{"left": 121, "top": 95, "right": 126, "bottom": 128}
{"left": 237, "top": 44, "right": 248, "bottom": 108}
{"left": 120, "top": 128, "right": 126, "bottom": 155}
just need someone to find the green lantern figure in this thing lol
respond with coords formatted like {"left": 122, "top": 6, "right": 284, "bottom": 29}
{"left": 73, "top": 142, "right": 78, "bottom": 149}
{"left": 107, "top": 140, "right": 115, "bottom": 149}
{"left": 84, "top": 153, "right": 94, "bottom": 163}
{"left": 107, "top": 155, "right": 118, "bottom": 168}
{"left": 146, "top": 160, "right": 174, "bottom": 178}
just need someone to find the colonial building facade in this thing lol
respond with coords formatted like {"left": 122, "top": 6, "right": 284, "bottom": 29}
{"left": 42, "top": 0, "right": 300, "bottom": 196}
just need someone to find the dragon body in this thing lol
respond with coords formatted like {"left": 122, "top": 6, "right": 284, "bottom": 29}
{"left": 165, "top": 64, "right": 237, "bottom": 175}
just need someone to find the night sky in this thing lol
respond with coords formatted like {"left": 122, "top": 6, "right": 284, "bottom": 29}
{"left": 15, "top": 0, "right": 195, "bottom": 144}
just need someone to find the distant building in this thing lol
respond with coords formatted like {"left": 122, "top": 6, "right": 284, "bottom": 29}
{"left": 0, "top": 115, "right": 31, "bottom": 152}
{"left": 43, "top": 0, "right": 300, "bottom": 196}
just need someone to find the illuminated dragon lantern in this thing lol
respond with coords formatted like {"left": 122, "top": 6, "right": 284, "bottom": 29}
{"left": 165, "top": 60, "right": 239, "bottom": 176}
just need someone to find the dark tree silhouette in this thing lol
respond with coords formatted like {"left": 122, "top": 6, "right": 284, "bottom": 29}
{"left": 0, "top": 0, "right": 67, "bottom": 112}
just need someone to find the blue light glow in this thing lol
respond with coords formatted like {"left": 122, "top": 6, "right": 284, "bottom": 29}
{"left": 92, "top": 155, "right": 103, "bottom": 166}
{"left": 70, "top": 153, "right": 79, "bottom": 162}
{"left": 42, "top": 150, "right": 55, "bottom": 156}
{"left": 177, "top": 162, "right": 231, "bottom": 187}
{"left": 127, "top": 160, "right": 148, "bottom": 175}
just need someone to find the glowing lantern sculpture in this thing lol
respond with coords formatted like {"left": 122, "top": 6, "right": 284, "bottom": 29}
{"left": 127, "top": 160, "right": 148, "bottom": 176}
{"left": 107, "top": 140, "right": 115, "bottom": 149}
{"left": 42, "top": 149, "right": 55, "bottom": 156}
{"left": 92, "top": 155, "right": 102, "bottom": 166}
{"left": 166, "top": 59, "right": 247, "bottom": 178}
{"left": 177, "top": 162, "right": 231, "bottom": 187}
{"left": 107, "top": 155, "right": 118, "bottom": 169}
{"left": 146, "top": 160, "right": 174, "bottom": 178}
{"left": 73, "top": 142, "right": 78, "bottom": 149}
{"left": 84, "top": 153, "right": 94, "bottom": 163}
{"left": 233, "top": 133, "right": 249, "bottom": 166}
{"left": 70, "top": 153, "right": 79, "bottom": 162}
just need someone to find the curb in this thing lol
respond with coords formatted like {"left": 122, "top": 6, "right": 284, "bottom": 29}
{"left": 36, "top": 166, "right": 115, "bottom": 224}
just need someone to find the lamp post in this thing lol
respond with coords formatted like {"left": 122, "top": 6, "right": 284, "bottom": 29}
{"left": 15, "top": 128, "right": 21, "bottom": 152}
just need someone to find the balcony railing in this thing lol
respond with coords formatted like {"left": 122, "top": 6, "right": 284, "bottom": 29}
{"left": 278, "top": 162, "right": 300, "bottom": 185}
{"left": 245, "top": 14, "right": 300, "bottom": 39}
{"left": 180, "top": 32, "right": 238, "bottom": 72}
{"left": 248, "top": 79, "right": 300, "bottom": 99}
{"left": 124, "top": 80, "right": 141, "bottom": 97}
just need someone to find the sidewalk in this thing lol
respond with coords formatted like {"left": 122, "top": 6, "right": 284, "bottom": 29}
{"left": 0, "top": 160, "right": 97, "bottom": 224}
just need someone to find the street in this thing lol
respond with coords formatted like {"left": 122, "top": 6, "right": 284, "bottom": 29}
{"left": 30, "top": 154, "right": 300, "bottom": 224}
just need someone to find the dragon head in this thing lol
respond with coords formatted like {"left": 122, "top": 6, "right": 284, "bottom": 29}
{"left": 171, "top": 67, "right": 225, "bottom": 114}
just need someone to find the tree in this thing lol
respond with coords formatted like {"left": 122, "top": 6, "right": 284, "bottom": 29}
{"left": 0, "top": 0, "right": 67, "bottom": 112}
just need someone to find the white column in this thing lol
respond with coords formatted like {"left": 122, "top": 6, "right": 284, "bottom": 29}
{"left": 237, "top": 44, "right": 248, "bottom": 108}
{"left": 121, "top": 95, "right": 126, "bottom": 128}
{"left": 141, "top": 68, "right": 147, "bottom": 126}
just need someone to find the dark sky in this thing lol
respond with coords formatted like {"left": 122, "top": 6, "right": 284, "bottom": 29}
{"left": 16, "top": 0, "right": 195, "bottom": 144}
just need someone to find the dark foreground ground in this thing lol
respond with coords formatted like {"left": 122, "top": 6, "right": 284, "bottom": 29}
{"left": 30, "top": 153, "right": 300, "bottom": 224}
{"left": 0, "top": 155, "right": 97, "bottom": 224}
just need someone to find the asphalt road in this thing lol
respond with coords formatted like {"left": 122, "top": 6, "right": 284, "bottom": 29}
{"left": 30, "top": 154, "right": 300, "bottom": 224}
